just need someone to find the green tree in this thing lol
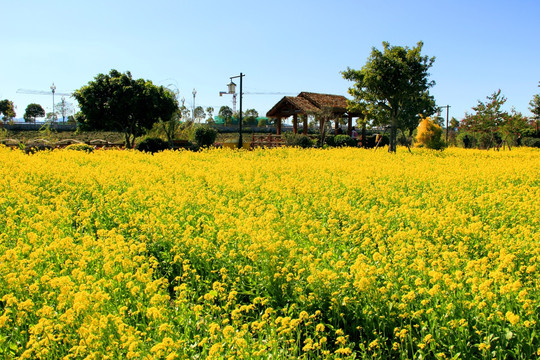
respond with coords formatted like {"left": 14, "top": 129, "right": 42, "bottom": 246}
{"left": 529, "top": 83, "right": 540, "bottom": 136}
{"left": 500, "top": 109, "right": 529, "bottom": 149}
{"left": 23, "top": 103, "right": 45, "bottom": 123}
{"left": 158, "top": 110, "right": 182, "bottom": 143}
{"left": 459, "top": 90, "right": 507, "bottom": 149}
{"left": 193, "top": 106, "right": 206, "bottom": 123}
{"left": 257, "top": 118, "right": 268, "bottom": 127}
{"left": 73, "top": 70, "right": 178, "bottom": 148}
{"left": 460, "top": 90, "right": 527, "bottom": 150}
{"left": 205, "top": 106, "right": 214, "bottom": 123}
{"left": 342, "top": 41, "right": 436, "bottom": 152}
{"left": 243, "top": 109, "right": 259, "bottom": 126}
{"left": 219, "top": 106, "right": 233, "bottom": 125}
{"left": 45, "top": 112, "right": 57, "bottom": 122}
{"left": 0, "top": 99, "right": 16, "bottom": 121}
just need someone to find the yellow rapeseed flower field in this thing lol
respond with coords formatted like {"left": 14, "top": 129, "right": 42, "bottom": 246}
{"left": 0, "top": 146, "right": 539, "bottom": 359}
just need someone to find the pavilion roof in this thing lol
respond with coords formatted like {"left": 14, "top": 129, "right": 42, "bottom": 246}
{"left": 297, "top": 92, "right": 348, "bottom": 111}
{"left": 266, "top": 92, "right": 353, "bottom": 118}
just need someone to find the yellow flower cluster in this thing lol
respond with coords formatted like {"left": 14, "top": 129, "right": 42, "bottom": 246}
{"left": 0, "top": 146, "right": 539, "bottom": 359}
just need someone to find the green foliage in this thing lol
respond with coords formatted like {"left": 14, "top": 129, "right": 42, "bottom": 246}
{"left": 193, "top": 126, "right": 218, "bottom": 147}
{"left": 24, "top": 143, "right": 53, "bottom": 154}
{"left": 73, "top": 69, "right": 178, "bottom": 148}
{"left": 333, "top": 134, "right": 357, "bottom": 147}
{"left": 283, "top": 133, "right": 313, "bottom": 148}
{"left": 457, "top": 132, "right": 476, "bottom": 149}
{"left": 257, "top": 118, "right": 268, "bottom": 127}
{"left": 0, "top": 99, "right": 16, "bottom": 121}
{"left": 460, "top": 90, "right": 529, "bottom": 149}
{"left": 522, "top": 137, "right": 540, "bottom": 148}
{"left": 342, "top": 41, "right": 435, "bottom": 152}
{"left": 193, "top": 106, "right": 206, "bottom": 123}
{"left": 218, "top": 106, "right": 233, "bottom": 125}
{"left": 325, "top": 135, "right": 335, "bottom": 147}
{"left": 135, "top": 137, "right": 169, "bottom": 153}
{"left": 23, "top": 103, "right": 45, "bottom": 123}
{"left": 65, "top": 143, "right": 94, "bottom": 152}
{"left": 205, "top": 107, "right": 214, "bottom": 123}
{"left": 528, "top": 84, "right": 540, "bottom": 136}
{"left": 244, "top": 109, "right": 259, "bottom": 126}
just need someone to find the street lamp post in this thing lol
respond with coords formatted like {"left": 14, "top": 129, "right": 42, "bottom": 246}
{"left": 50, "top": 83, "right": 57, "bottom": 122}
{"left": 228, "top": 73, "right": 244, "bottom": 148}
{"left": 192, "top": 89, "right": 197, "bottom": 122}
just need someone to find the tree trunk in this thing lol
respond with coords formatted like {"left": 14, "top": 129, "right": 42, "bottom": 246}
{"left": 389, "top": 113, "right": 398, "bottom": 153}
{"left": 124, "top": 133, "right": 134, "bottom": 149}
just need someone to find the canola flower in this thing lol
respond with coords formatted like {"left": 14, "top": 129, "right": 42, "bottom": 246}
{"left": 0, "top": 145, "right": 539, "bottom": 359}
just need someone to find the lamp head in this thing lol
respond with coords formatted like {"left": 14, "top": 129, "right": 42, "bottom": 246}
{"left": 227, "top": 80, "right": 236, "bottom": 94}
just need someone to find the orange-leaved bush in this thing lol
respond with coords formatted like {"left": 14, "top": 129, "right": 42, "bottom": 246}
{"left": 416, "top": 116, "right": 445, "bottom": 149}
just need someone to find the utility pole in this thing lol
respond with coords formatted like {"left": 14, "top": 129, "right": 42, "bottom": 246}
{"left": 445, "top": 105, "right": 451, "bottom": 143}
{"left": 227, "top": 73, "right": 245, "bottom": 148}
{"left": 50, "top": 83, "right": 57, "bottom": 121}
{"left": 438, "top": 105, "right": 451, "bottom": 142}
{"left": 192, "top": 89, "right": 197, "bottom": 122}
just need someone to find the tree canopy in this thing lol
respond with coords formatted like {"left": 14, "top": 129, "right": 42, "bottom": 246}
{"left": 244, "top": 109, "right": 259, "bottom": 126}
{"left": 529, "top": 83, "right": 540, "bottom": 136}
{"left": 23, "top": 103, "right": 45, "bottom": 123}
{"left": 218, "top": 106, "right": 233, "bottom": 125}
{"left": 73, "top": 70, "right": 178, "bottom": 148}
{"left": 460, "top": 90, "right": 528, "bottom": 149}
{"left": 193, "top": 106, "right": 206, "bottom": 123}
{"left": 342, "top": 41, "right": 436, "bottom": 152}
{"left": 0, "top": 99, "right": 16, "bottom": 121}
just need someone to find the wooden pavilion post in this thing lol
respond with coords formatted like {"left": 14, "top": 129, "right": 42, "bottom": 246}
{"left": 303, "top": 115, "right": 308, "bottom": 135}
{"left": 334, "top": 117, "right": 339, "bottom": 134}
{"left": 293, "top": 114, "right": 298, "bottom": 134}
{"left": 347, "top": 113, "right": 353, "bottom": 135}
{"left": 276, "top": 117, "right": 282, "bottom": 135}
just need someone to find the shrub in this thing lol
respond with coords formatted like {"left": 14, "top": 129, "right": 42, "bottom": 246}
{"left": 193, "top": 126, "right": 218, "bottom": 147}
{"left": 24, "top": 144, "right": 53, "bottom": 154}
{"left": 416, "top": 117, "right": 445, "bottom": 150}
{"left": 522, "top": 137, "right": 540, "bottom": 148}
{"left": 65, "top": 143, "right": 94, "bottom": 153}
{"left": 283, "top": 133, "right": 313, "bottom": 148}
{"left": 135, "top": 137, "right": 169, "bottom": 153}
{"left": 325, "top": 135, "right": 336, "bottom": 147}
{"left": 457, "top": 132, "right": 476, "bottom": 149}
{"left": 257, "top": 118, "right": 268, "bottom": 127}
{"left": 334, "top": 135, "right": 357, "bottom": 147}
{"left": 365, "top": 134, "right": 389, "bottom": 148}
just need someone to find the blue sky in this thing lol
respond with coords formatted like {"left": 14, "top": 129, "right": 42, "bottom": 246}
{"left": 2, "top": 0, "right": 539, "bottom": 122}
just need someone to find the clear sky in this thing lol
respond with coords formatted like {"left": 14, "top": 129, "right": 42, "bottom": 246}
{"left": 2, "top": 0, "right": 539, "bottom": 123}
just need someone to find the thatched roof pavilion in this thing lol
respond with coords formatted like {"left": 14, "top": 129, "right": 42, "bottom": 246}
{"left": 266, "top": 92, "right": 358, "bottom": 135}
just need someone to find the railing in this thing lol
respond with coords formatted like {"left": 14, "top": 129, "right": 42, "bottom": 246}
{"left": 250, "top": 134, "right": 286, "bottom": 148}
{"left": 0, "top": 138, "right": 125, "bottom": 149}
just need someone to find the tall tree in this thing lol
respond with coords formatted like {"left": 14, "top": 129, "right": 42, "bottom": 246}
{"left": 342, "top": 41, "right": 435, "bottom": 152}
{"left": 205, "top": 106, "right": 214, "bottom": 123}
{"left": 73, "top": 70, "right": 178, "bottom": 148}
{"left": 193, "top": 106, "right": 206, "bottom": 123}
{"left": 23, "top": 103, "right": 45, "bottom": 123}
{"left": 244, "top": 108, "right": 259, "bottom": 126}
{"left": 460, "top": 90, "right": 506, "bottom": 149}
{"left": 0, "top": 99, "right": 16, "bottom": 121}
{"left": 529, "top": 83, "right": 540, "bottom": 136}
{"left": 218, "top": 106, "right": 233, "bottom": 125}
{"left": 460, "top": 90, "right": 527, "bottom": 150}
